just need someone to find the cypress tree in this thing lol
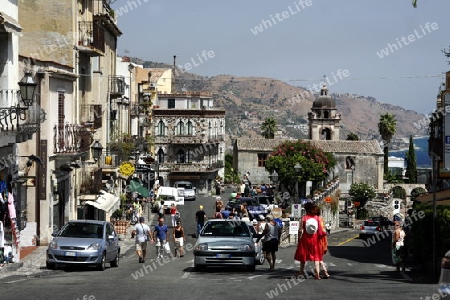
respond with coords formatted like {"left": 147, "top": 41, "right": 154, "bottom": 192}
{"left": 405, "top": 135, "right": 417, "bottom": 183}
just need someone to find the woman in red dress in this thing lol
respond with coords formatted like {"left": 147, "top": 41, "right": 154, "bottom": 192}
{"left": 294, "top": 202, "right": 324, "bottom": 279}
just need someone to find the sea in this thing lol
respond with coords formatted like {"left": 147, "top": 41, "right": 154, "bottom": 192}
{"left": 390, "top": 136, "right": 431, "bottom": 168}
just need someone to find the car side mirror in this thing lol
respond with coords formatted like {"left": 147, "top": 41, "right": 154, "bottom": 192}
{"left": 51, "top": 232, "right": 58, "bottom": 237}
{"left": 108, "top": 234, "right": 115, "bottom": 240}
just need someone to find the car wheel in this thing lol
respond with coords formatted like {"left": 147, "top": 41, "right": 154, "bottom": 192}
{"left": 247, "top": 264, "right": 256, "bottom": 272}
{"left": 46, "top": 261, "right": 56, "bottom": 270}
{"left": 110, "top": 251, "right": 119, "bottom": 267}
{"left": 194, "top": 263, "right": 206, "bottom": 272}
{"left": 97, "top": 252, "right": 106, "bottom": 271}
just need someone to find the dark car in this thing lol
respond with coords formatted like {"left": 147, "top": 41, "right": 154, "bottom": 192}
{"left": 369, "top": 216, "right": 392, "bottom": 229}
{"left": 225, "top": 197, "right": 269, "bottom": 220}
{"left": 46, "top": 220, "right": 120, "bottom": 270}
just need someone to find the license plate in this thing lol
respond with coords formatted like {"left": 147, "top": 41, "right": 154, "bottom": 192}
{"left": 65, "top": 252, "right": 76, "bottom": 257}
{"left": 216, "top": 254, "right": 230, "bottom": 258}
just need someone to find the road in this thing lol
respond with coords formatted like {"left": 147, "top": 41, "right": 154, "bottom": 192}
{"left": 0, "top": 192, "right": 442, "bottom": 300}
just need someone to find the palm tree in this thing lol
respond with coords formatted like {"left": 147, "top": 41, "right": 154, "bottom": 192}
{"left": 378, "top": 113, "right": 397, "bottom": 176}
{"left": 261, "top": 117, "right": 277, "bottom": 139}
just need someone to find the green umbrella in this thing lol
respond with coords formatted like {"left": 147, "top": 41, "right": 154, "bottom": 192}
{"left": 129, "top": 180, "right": 150, "bottom": 197}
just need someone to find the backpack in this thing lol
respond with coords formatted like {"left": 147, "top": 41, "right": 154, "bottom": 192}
{"left": 305, "top": 217, "right": 319, "bottom": 234}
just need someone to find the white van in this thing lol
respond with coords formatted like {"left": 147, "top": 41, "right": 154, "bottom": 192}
{"left": 156, "top": 186, "right": 184, "bottom": 212}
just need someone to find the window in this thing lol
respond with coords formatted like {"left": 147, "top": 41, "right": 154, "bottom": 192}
{"left": 177, "top": 149, "right": 185, "bottom": 163}
{"left": 346, "top": 156, "right": 355, "bottom": 169}
{"left": 187, "top": 121, "right": 193, "bottom": 135}
{"left": 257, "top": 153, "right": 268, "bottom": 167}
{"left": 176, "top": 121, "right": 185, "bottom": 135}
{"left": 186, "top": 149, "right": 193, "bottom": 163}
{"left": 157, "top": 120, "right": 165, "bottom": 136}
{"left": 168, "top": 98, "right": 175, "bottom": 109}
{"left": 157, "top": 148, "right": 165, "bottom": 163}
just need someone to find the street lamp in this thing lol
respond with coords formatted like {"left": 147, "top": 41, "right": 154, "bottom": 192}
{"left": 269, "top": 170, "right": 278, "bottom": 184}
{"left": 18, "top": 71, "right": 37, "bottom": 107}
{"left": 91, "top": 140, "right": 103, "bottom": 162}
{"left": 294, "top": 163, "right": 303, "bottom": 202}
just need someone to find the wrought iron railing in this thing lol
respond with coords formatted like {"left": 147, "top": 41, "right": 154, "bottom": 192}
{"left": 53, "top": 122, "right": 93, "bottom": 153}
{"left": 78, "top": 21, "right": 105, "bottom": 52}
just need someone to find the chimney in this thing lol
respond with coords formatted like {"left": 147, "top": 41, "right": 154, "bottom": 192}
{"left": 172, "top": 55, "right": 176, "bottom": 93}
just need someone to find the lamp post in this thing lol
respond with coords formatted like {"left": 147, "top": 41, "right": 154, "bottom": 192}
{"left": 18, "top": 71, "right": 37, "bottom": 107}
{"left": 91, "top": 140, "right": 103, "bottom": 164}
{"left": 294, "top": 163, "right": 303, "bottom": 203}
{"left": 128, "top": 63, "right": 135, "bottom": 135}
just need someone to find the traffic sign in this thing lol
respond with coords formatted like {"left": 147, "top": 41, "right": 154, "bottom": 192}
{"left": 325, "top": 196, "right": 332, "bottom": 203}
{"left": 135, "top": 164, "right": 152, "bottom": 173}
{"left": 289, "top": 221, "right": 300, "bottom": 235}
{"left": 354, "top": 201, "right": 360, "bottom": 207}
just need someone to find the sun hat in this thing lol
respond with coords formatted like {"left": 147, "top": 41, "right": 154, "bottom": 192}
{"left": 305, "top": 218, "right": 319, "bottom": 234}
{"left": 252, "top": 220, "right": 258, "bottom": 225}
{"left": 266, "top": 214, "right": 274, "bottom": 221}
{"left": 216, "top": 196, "right": 221, "bottom": 200}
{"left": 258, "top": 215, "right": 265, "bottom": 221}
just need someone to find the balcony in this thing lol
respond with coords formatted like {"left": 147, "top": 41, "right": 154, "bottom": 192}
{"left": 80, "top": 104, "right": 102, "bottom": 129}
{"left": 80, "top": 168, "right": 103, "bottom": 195}
{"left": 162, "top": 161, "right": 224, "bottom": 173}
{"left": 109, "top": 76, "right": 126, "bottom": 97}
{"left": 169, "top": 135, "right": 204, "bottom": 144}
{"left": 53, "top": 122, "right": 93, "bottom": 154}
{"left": 77, "top": 21, "right": 105, "bottom": 56}
{"left": 99, "top": 154, "right": 119, "bottom": 169}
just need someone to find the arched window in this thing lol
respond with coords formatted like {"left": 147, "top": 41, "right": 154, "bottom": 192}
{"left": 177, "top": 149, "right": 185, "bottom": 163}
{"left": 187, "top": 120, "right": 193, "bottom": 135}
{"left": 186, "top": 149, "right": 193, "bottom": 163}
{"left": 157, "top": 120, "right": 165, "bottom": 136}
{"left": 157, "top": 148, "right": 165, "bottom": 163}
{"left": 176, "top": 121, "right": 185, "bottom": 135}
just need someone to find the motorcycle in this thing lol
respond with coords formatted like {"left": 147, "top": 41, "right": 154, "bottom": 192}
{"left": 126, "top": 205, "right": 139, "bottom": 225}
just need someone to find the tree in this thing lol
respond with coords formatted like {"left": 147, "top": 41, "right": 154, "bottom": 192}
{"left": 404, "top": 135, "right": 417, "bottom": 183}
{"left": 264, "top": 140, "right": 336, "bottom": 196}
{"left": 346, "top": 133, "right": 359, "bottom": 140}
{"left": 224, "top": 153, "right": 240, "bottom": 184}
{"left": 349, "top": 182, "right": 376, "bottom": 217}
{"left": 261, "top": 117, "right": 277, "bottom": 139}
{"left": 378, "top": 113, "right": 397, "bottom": 177}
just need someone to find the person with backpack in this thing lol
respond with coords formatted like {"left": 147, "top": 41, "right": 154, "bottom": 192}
{"left": 294, "top": 202, "right": 326, "bottom": 279}
{"left": 132, "top": 217, "right": 151, "bottom": 263}
{"left": 257, "top": 214, "right": 281, "bottom": 271}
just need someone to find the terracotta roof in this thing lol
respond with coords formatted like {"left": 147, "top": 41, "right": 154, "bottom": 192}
{"left": 309, "top": 140, "right": 383, "bottom": 155}
{"left": 234, "top": 138, "right": 287, "bottom": 151}
{"left": 148, "top": 68, "right": 170, "bottom": 82}
{"left": 235, "top": 138, "right": 383, "bottom": 155}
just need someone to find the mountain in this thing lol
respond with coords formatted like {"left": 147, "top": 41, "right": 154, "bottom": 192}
{"left": 140, "top": 59, "right": 428, "bottom": 140}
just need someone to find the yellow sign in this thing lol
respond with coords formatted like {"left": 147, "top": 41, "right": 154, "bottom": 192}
{"left": 119, "top": 162, "right": 135, "bottom": 177}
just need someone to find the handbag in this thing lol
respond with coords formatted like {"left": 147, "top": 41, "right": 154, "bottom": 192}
{"left": 141, "top": 224, "right": 148, "bottom": 242}
{"left": 163, "top": 242, "right": 171, "bottom": 254}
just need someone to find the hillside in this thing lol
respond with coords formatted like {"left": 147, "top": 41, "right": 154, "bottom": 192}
{"left": 140, "top": 59, "right": 428, "bottom": 141}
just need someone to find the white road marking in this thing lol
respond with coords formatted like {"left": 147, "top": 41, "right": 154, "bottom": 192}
{"left": 347, "top": 263, "right": 353, "bottom": 266}
{"left": 181, "top": 272, "right": 190, "bottom": 279}
{"left": 375, "top": 264, "right": 387, "bottom": 268}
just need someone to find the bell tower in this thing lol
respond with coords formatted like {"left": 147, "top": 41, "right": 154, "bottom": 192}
{"left": 307, "top": 83, "right": 341, "bottom": 141}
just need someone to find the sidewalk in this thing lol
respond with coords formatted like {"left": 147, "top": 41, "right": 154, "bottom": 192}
{"left": 0, "top": 209, "right": 157, "bottom": 280}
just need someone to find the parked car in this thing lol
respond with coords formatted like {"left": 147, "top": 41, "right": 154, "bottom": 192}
{"left": 225, "top": 197, "right": 269, "bottom": 220}
{"left": 156, "top": 186, "right": 185, "bottom": 213}
{"left": 369, "top": 216, "right": 392, "bottom": 229}
{"left": 46, "top": 220, "right": 120, "bottom": 270}
{"left": 193, "top": 219, "right": 256, "bottom": 271}
{"left": 247, "top": 222, "right": 265, "bottom": 265}
{"left": 174, "top": 181, "right": 196, "bottom": 201}
{"left": 359, "top": 220, "right": 383, "bottom": 239}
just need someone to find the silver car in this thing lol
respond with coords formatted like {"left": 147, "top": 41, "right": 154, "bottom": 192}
{"left": 174, "top": 181, "right": 196, "bottom": 201}
{"left": 194, "top": 219, "right": 256, "bottom": 271}
{"left": 359, "top": 220, "right": 382, "bottom": 239}
{"left": 46, "top": 220, "right": 120, "bottom": 271}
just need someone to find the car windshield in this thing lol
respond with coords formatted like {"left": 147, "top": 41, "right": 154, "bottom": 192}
{"left": 201, "top": 221, "right": 250, "bottom": 237}
{"left": 177, "top": 183, "right": 193, "bottom": 189}
{"left": 363, "top": 221, "right": 380, "bottom": 227}
{"left": 58, "top": 223, "right": 104, "bottom": 239}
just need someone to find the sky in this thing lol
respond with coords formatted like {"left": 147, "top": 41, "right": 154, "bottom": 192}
{"left": 111, "top": 0, "right": 450, "bottom": 114}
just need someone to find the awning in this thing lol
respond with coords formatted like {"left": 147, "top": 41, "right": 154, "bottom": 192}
{"left": 0, "top": 12, "right": 22, "bottom": 35}
{"left": 129, "top": 180, "right": 150, "bottom": 197}
{"left": 85, "top": 190, "right": 120, "bottom": 213}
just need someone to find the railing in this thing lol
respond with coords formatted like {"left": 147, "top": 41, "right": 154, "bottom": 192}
{"left": 0, "top": 89, "right": 21, "bottom": 107}
{"left": 163, "top": 162, "right": 220, "bottom": 172}
{"left": 109, "top": 76, "right": 125, "bottom": 96}
{"left": 53, "top": 122, "right": 93, "bottom": 154}
{"left": 78, "top": 21, "right": 105, "bottom": 53}
{"left": 312, "top": 180, "right": 340, "bottom": 202}
{"left": 80, "top": 168, "right": 103, "bottom": 195}
{"left": 99, "top": 154, "right": 119, "bottom": 168}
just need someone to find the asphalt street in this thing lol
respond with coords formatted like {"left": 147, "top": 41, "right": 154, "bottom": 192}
{"left": 0, "top": 192, "right": 443, "bottom": 300}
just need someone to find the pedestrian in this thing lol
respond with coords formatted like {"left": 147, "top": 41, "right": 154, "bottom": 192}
{"left": 172, "top": 220, "right": 186, "bottom": 257}
{"left": 133, "top": 199, "right": 141, "bottom": 218}
{"left": 213, "top": 196, "right": 224, "bottom": 211}
{"left": 153, "top": 217, "right": 169, "bottom": 259}
{"left": 392, "top": 220, "right": 406, "bottom": 271}
{"left": 257, "top": 214, "right": 281, "bottom": 271}
{"left": 325, "top": 221, "right": 331, "bottom": 235}
{"left": 213, "top": 207, "right": 223, "bottom": 219}
{"left": 315, "top": 206, "right": 330, "bottom": 279}
{"left": 294, "top": 202, "right": 326, "bottom": 279}
{"left": 195, "top": 205, "right": 207, "bottom": 234}
{"left": 158, "top": 200, "right": 165, "bottom": 219}
{"left": 132, "top": 216, "right": 151, "bottom": 263}
{"left": 215, "top": 179, "right": 221, "bottom": 196}
{"left": 170, "top": 203, "right": 177, "bottom": 227}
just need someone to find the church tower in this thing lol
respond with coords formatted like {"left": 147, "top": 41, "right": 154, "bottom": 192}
{"left": 308, "top": 84, "right": 341, "bottom": 140}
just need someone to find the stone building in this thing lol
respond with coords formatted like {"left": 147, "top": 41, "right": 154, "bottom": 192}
{"left": 152, "top": 92, "right": 225, "bottom": 193}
